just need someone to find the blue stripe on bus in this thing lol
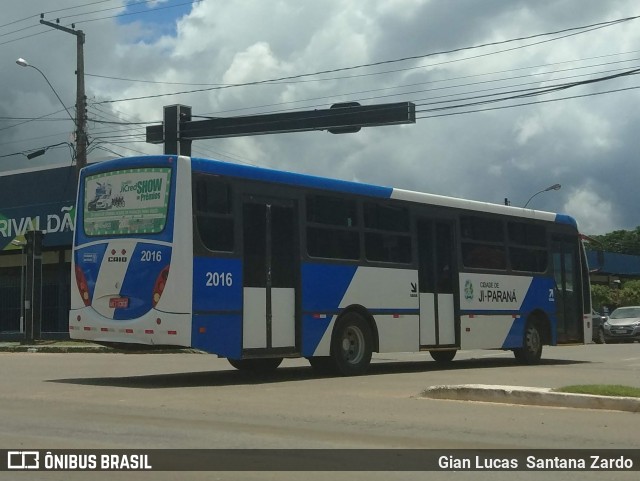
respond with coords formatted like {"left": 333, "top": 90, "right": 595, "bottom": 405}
{"left": 75, "top": 244, "right": 108, "bottom": 302}
{"left": 191, "top": 157, "right": 393, "bottom": 198}
{"left": 192, "top": 313, "right": 242, "bottom": 358}
{"left": 192, "top": 257, "right": 243, "bottom": 312}
{"left": 115, "top": 243, "right": 173, "bottom": 320}
{"left": 554, "top": 214, "right": 577, "bottom": 227}
{"left": 301, "top": 263, "right": 357, "bottom": 356}
{"left": 301, "top": 263, "right": 358, "bottom": 312}
{"left": 501, "top": 276, "right": 557, "bottom": 348}
{"left": 191, "top": 258, "right": 243, "bottom": 357}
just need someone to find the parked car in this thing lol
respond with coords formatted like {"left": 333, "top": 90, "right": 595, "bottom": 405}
{"left": 591, "top": 310, "right": 607, "bottom": 344}
{"left": 602, "top": 306, "right": 640, "bottom": 343}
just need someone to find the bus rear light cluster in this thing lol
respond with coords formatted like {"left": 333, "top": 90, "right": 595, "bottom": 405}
{"left": 152, "top": 265, "right": 170, "bottom": 307}
{"left": 75, "top": 266, "right": 91, "bottom": 306}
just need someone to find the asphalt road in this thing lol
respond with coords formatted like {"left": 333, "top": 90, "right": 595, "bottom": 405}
{"left": 0, "top": 343, "right": 639, "bottom": 481}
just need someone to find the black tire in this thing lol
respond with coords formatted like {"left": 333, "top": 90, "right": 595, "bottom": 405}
{"left": 307, "top": 357, "right": 334, "bottom": 374}
{"left": 330, "top": 312, "right": 373, "bottom": 376}
{"left": 429, "top": 349, "right": 457, "bottom": 363}
{"left": 228, "top": 357, "right": 283, "bottom": 372}
{"left": 513, "top": 321, "right": 543, "bottom": 365}
{"left": 595, "top": 328, "right": 605, "bottom": 344}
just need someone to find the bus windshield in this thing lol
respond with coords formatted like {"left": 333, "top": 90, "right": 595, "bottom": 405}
{"left": 83, "top": 167, "right": 172, "bottom": 236}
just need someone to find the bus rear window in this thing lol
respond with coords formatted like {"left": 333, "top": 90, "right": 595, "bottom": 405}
{"left": 83, "top": 167, "right": 172, "bottom": 236}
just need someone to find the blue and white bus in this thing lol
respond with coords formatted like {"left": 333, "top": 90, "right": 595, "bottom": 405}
{"left": 70, "top": 155, "right": 591, "bottom": 375}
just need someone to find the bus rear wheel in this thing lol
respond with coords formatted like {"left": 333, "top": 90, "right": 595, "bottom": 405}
{"left": 330, "top": 312, "right": 373, "bottom": 376}
{"left": 429, "top": 350, "right": 457, "bottom": 363}
{"left": 228, "top": 357, "right": 283, "bottom": 373}
{"left": 513, "top": 321, "right": 543, "bottom": 365}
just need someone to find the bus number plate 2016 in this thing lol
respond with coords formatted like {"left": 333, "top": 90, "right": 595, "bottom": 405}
{"left": 109, "top": 297, "right": 129, "bottom": 309}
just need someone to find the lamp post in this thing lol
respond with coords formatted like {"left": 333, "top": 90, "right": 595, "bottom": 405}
{"left": 15, "top": 58, "right": 75, "bottom": 123}
{"left": 523, "top": 183, "right": 561, "bottom": 208}
{"left": 15, "top": 57, "right": 86, "bottom": 173}
{"left": 11, "top": 239, "right": 26, "bottom": 334}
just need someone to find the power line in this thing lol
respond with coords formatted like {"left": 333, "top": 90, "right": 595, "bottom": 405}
{"left": 95, "top": 14, "right": 640, "bottom": 105}
{"left": 69, "top": 0, "right": 201, "bottom": 25}
{"left": 0, "top": 0, "right": 199, "bottom": 47}
{"left": 197, "top": 58, "right": 640, "bottom": 119}
{"left": 416, "top": 85, "right": 640, "bottom": 119}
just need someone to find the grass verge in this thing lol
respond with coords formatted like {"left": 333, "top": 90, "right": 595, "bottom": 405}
{"left": 554, "top": 385, "right": 640, "bottom": 398}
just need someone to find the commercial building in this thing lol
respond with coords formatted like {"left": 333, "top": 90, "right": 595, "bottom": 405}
{"left": 0, "top": 164, "right": 76, "bottom": 340}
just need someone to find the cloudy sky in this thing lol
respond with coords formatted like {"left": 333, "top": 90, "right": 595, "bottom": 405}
{"left": 1, "top": 0, "right": 639, "bottom": 235}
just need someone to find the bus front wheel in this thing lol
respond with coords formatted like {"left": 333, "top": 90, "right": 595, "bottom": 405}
{"left": 330, "top": 312, "right": 373, "bottom": 376}
{"left": 513, "top": 321, "right": 543, "bottom": 365}
{"left": 228, "top": 358, "right": 283, "bottom": 373}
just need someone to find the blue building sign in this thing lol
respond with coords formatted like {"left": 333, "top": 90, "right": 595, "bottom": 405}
{"left": 0, "top": 165, "right": 76, "bottom": 251}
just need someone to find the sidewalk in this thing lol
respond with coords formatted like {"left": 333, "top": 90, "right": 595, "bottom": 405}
{"left": 0, "top": 340, "right": 200, "bottom": 354}
{"left": 0, "top": 340, "right": 111, "bottom": 353}
{"left": 421, "top": 384, "right": 640, "bottom": 413}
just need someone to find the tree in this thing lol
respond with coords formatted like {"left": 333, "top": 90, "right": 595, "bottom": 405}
{"left": 588, "top": 226, "right": 640, "bottom": 255}
{"left": 591, "top": 284, "right": 613, "bottom": 312}
{"left": 617, "top": 280, "right": 640, "bottom": 306}
{"left": 591, "top": 280, "right": 640, "bottom": 312}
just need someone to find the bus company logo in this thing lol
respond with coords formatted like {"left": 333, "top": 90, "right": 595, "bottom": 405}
{"left": 107, "top": 249, "right": 128, "bottom": 263}
{"left": 464, "top": 280, "right": 474, "bottom": 301}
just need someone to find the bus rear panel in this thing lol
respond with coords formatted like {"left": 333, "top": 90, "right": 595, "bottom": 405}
{"left": 70, "top": 156, "right": 193, "bottom": 348}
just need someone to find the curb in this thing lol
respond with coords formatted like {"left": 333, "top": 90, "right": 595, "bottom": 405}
{"left": 0, "top": 343, "right": 203, "bottom": 354}
{"left": 421, "top": 384, "right": 640, "bottom": 413}
{"left": 0, "top": 343, "right": 111, "bottom": 353}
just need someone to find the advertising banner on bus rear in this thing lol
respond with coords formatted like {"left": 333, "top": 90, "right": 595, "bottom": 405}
{"left": 83, "top": 167, "right": 171, "bottom": 236}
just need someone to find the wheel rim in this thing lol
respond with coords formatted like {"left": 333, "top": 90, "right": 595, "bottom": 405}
{"left": 527, "top": 327, "right": 541, "bottom": 352}
{"left": 341, "top": 326, "right": 365, "bottom": 364}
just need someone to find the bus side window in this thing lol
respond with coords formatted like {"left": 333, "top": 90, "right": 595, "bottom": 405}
{"left": 460, "top": 216, "right": 506, "bottom": 270}
{"left": 306, "top": 194, "right": 360, "bottom": 260}
{"left": 195, "top": 178, "right": 234, "bottom": 252}
{"left": 363, "top": 202, "right": 411, "bottom": 263}
{"left": 508, "top": 221, "right": 548, "bottom": 272}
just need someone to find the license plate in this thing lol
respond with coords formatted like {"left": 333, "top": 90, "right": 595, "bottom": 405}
{"left": 109, "top": 297, "right": 129, "bottom": 309}
{"left": 612, "top": 329, "right": 628, "bottom": 334}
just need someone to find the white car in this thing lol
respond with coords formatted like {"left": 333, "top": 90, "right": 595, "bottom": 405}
{"left": 603, "top": 306, "right": 640, "bottom": 343}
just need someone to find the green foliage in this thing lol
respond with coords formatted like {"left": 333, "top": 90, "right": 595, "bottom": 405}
{"left": 554, "top": 385, "right": 640, "bottom": 398}
{"left": 590, "top": 284, "right": 613, "bottom": 311}
{"left": 588, "top": 226, "right": 640, "bottom": 255}
{"left": 617, "top": 280, "right": 640, "bottom": 306}
{"left": 591, "top": 280, "right": 640, "bottom": 311}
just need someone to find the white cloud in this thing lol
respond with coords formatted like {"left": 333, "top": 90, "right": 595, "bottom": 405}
{"left": 563, "top": 186, "right": 619, "bottom": 235}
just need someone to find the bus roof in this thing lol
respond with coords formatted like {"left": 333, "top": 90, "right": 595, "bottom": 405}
{"left": 83, "top": 155, "right": 577, "bottom": 228}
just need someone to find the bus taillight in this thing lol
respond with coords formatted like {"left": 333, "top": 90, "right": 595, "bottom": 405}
{"left": 152, "top": 265, "right": 170, "bottom": 307}
{"left": 75, "top": 265, "right": 91, "bottom": 306}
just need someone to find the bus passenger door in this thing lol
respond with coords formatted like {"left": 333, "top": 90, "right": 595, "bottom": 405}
{"left": 551, "top": 235, "right": 583, "bottom": 343}
{"left": 242, "top": 198, "right": 298, "bottom": 354}
{"left": 417, "top": 220, "right": 457, "bottom": 347}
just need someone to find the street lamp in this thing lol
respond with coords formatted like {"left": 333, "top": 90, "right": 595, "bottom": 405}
{"left": 523, "top": 183, "right": 561, "bottom": 208}
{"left": 15, "top": 58, "right": 76, "bottom": 124}
{"left": 11, "top": 239, "right": 27, "bottom": 334}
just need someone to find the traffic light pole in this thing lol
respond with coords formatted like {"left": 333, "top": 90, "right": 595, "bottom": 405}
{"left": 147, "top": 102, "right": 416, "bottom": 155}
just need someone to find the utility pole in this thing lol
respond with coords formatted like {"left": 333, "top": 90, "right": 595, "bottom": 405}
{"left": 40, "top": 17, "right": 87, "bottom": 173}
